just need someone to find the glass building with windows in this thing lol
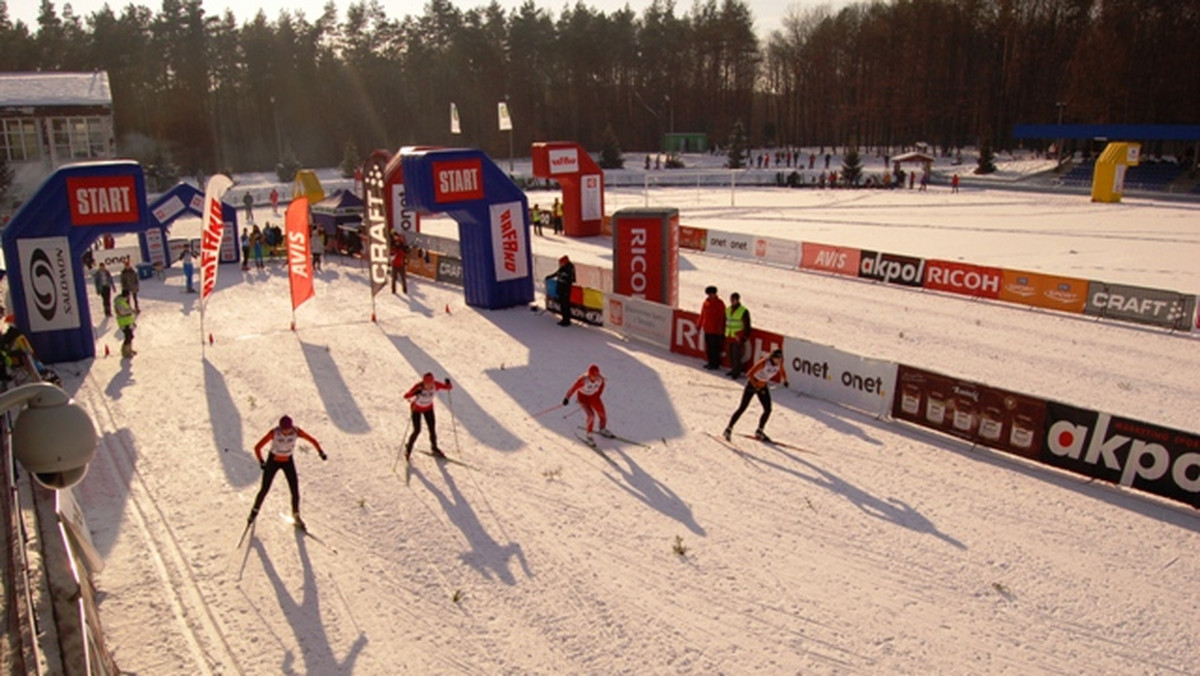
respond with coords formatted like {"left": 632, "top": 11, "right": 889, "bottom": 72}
{"left": 0, "top": 72, "right": 115, "bottom": 215}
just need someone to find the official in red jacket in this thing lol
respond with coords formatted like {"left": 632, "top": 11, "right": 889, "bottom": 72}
{"left": 699, "top": 285, "right": 726, "bottom": 370}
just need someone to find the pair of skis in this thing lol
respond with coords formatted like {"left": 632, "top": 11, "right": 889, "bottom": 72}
{"left": 707, "top": 431, "right": 816, "bottom": 464}
{"left": 573, "top": 427, "right": 653, "bottom": 449}
{"left": 397, "top": 450, "right": 476, "bottom": 486}
{"left": 235, "top": 511, "right": 337, "bottom": 553}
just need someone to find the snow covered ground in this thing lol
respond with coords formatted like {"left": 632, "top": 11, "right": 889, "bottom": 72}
{"left": 64, "top": 166, "right": 1200, "bottom": 674}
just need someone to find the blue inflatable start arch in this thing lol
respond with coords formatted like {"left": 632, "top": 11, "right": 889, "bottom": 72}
{"left": 2, "top": 161, "right": 149, "bottom": 364}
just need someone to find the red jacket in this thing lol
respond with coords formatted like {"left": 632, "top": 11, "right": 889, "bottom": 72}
{"left": 700, "top": 296, "right": 726, "bottom": 334}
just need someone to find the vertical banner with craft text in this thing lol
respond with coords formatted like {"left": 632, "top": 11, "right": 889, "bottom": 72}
{"left": 285, "top": 198, "right": 313, "bottom": 311}
{"left": 362, "top": 152, "right": 391, "bottom": 298}
{"left": 199, "top": 174, "right": 233, "bottom": 310}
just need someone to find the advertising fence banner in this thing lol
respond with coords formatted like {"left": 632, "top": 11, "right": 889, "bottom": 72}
{"left": 670, "top": 309, "right": 707, "bottom": 361}
{"left": 1084, "top": 282, "right": 1196, "bottom": 330}
{"left": 679, "top": 226, "right": 707, "bottom": 251}
{"left": 924, "top": 259, "right": 1003, "bottom": 300}
{"left": 705, "top": 229, "right": 754, "bottom": 260}
{"left": 607, "top": 294, "right": 674, "bottom": 349}
{"left": 892, "top": 365, "right": 1047, "bottom": 460}
{"left": 436, "top": 255, "right": 464, "bottom": 286}
{"left": 800, "top": 242, "right": 862, "bottom": 278}
{"left": 18, "top": 236, "right": 79, "bottom": 332}
{"left": 784, "top": 337, "right": 897, "bottom": 417}
{"left": 998, "top": 269, "right": 1087, "bottom": 313}
{"left": 753, "top": 236, "right": 800, "bottom": 267}
{"left": 858, "top": 249, "right": 927, "bottom": 287}
{"left": 1042, "top": 403, "right": 1200, "bottom": 508}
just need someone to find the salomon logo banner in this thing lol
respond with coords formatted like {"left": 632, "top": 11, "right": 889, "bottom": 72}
{"left": 18, "top": 236, "right": 80, "bottom": 332}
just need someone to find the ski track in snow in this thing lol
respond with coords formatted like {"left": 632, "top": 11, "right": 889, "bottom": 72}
{"left": 65, "top": 181, "right": 1200, "bottom": 674}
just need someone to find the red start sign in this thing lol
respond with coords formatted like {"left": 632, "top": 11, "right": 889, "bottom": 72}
{"left": 66, "top": 175, "right": 139, "bottom": 225}
{"left": 433, "top": 159, "right": 484, "bottom": 203}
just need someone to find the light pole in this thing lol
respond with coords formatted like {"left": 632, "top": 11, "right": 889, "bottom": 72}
{"left": 1055, "top": 101, "right": 1066, "bottom": 166}
{"left": 270, "top": 95, "right": 282, "bottom": 162}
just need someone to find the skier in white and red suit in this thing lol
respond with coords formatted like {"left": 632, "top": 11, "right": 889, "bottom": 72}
{"left": 563, "top": 364, "right": 612, "bottom": 442}
{"left": 404, "top": 372, "right": 453, "bottom": 459}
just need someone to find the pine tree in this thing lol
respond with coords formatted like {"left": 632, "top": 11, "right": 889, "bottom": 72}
{"left": 841, "top": 147, "right": 863, "bottom": 186}
{"left": 725, "top": 119, "right": 749, "bottom": 169}
{"left": 339, "top": 140, "right": 361, "bottom": 178}
{"left": 276, "top": 152, "right": 302, "bottom": 183}
{"left": 599, "top": 124, "right": 624, "bottom": 169}
{"left": 975, "top": 139, "right": 997, "bottom": 175}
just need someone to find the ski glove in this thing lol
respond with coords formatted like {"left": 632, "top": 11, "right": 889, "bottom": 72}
{"left": 259, "top": 459, "right": 267, "bottom": 470}
{"left": 318, "top": 450, "right": 327, "bottom": 461}
{"left": 562, "top": 397, "right": 569, "bottom": 406}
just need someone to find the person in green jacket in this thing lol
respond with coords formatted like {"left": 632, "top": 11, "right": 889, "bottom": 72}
{"left": 114, "top": 289, "right": 137, "bottom": 358}
{"left": 725, "top": 292, "right": 751, "bottom": 379}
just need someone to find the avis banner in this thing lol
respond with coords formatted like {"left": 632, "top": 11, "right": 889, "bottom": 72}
{"left": 285, "top": 198, "right": 313, "bottom": 311}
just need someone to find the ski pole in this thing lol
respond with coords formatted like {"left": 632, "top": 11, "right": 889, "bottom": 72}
{"left": 528, "top": 403, "right": 565, "bottom": 419}
{"left": 392, "top": 414, "right": 412, "bottom": 473}
{"left": 562, "top": 406, "right": 583, "bottom": 419}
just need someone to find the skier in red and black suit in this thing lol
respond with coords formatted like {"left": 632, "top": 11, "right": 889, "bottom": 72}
{"left": 249, "top": 415, "right": 326, "bottom": 530}
{"left": 404, "top": 372, "right": 453, "bottom": 459}
{"left": 563, "top": 364, "right": 612, "bottom": 443}
{"left": 723, "top": 348, "right": 789, "bottom": 443}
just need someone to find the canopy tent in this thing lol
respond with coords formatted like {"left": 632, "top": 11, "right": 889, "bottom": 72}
{"left": 311, "top": 188, "right": 363, "bottom": 237}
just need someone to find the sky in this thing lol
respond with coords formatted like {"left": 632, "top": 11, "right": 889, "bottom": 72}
{"left": 34, "top": 151, "right": 1200, "bottom": 673}
{"left": 10, "top": 0, "right": 848, "bottom": 37}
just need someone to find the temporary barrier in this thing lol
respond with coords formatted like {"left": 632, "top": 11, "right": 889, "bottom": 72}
{"left": 611, "top": 208, "right": 679, "bottom": 308}
{"left": 1091, "top": 142, "right": 1141, "bottom": 203}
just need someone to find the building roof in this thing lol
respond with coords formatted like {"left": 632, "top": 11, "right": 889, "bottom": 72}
{"left": 891, "top": 151, "right": 936, "bottom": 163}
{"left": 0, "top": 71, "right": 112, "bottom": 108}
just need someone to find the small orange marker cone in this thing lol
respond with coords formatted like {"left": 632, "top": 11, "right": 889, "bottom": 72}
{"left": 445, "top": 304, "right": 451, "bottom": 314}
{"left": 290, "top": 321, "right": 296, "bottom": 331}
{"left": 104, "top": 344, "right": 110, "bottom": 357}
{"left": 208, "top": 333, "right": 214, "bottom": 345}
{"left": 371, "top": 312, "right": 377, "bottom": 323}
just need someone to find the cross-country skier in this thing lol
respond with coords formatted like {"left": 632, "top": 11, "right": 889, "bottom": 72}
{"left": 248, "top": 415, "right": 326, "bottom": 530}
{"left": 404, "top": 372, "right": 453, "bottom": 459}
{"left": 723, "top": 348, "right": 789, "bottom": 442}
{"left": 563, "top": 364, "right": 612, "bottom": 443}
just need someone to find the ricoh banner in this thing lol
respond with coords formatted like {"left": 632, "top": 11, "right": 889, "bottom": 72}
{"left": 783, "top": 337, "right": 897, "bottom": 418}
{"left": 1084, "top": 282, "right": 1196, "bottom": 330}
{"left": 607, "top": 294, "right": 674, "bottom": 349}
{"left": 924, "top": 259, "right": 1003, "bottom": 299}
{"left": 18, "top": 236, "right": 81, "bottom": 332}
{"left": 1043, "top": 403, "right": 1200, "bottom": 508}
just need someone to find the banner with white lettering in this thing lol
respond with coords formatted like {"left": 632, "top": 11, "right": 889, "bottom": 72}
{"left": 489, "top": 200, "right": 528, "bottom": 282}
{"left": 1043, "top": 402, "right": 1200, "bottom": 508}
{"left": 199, "top": 174, "right": 233, "bottom": 309}
{"left": 1083, "top": 281, "right": 1196, "bottom": 330}
{"left": 581, "top": 174, "right": 603, "bottom": 221}
{"left": 607, "top": 294, "right": 673, "bottom": 349}
{"left": 286, "top": 198, "right": 313, "bottom": 311}
{"left": 18, "top": 236, "right": 80, "bottom": 332}
{"left": 362, "top": 153, "right": 391, "bottom": 298}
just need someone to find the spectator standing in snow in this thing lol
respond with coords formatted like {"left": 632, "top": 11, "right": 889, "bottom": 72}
{"left": 241, "top": 230, "right": 251, "bottom": 270}
{"left": 251, "top": 225, "right": 265, "bottom": 269}
{"left": 563, "top": 364, "right": 611, "bottom": 444}
{"left": 270, "top": 187, "right": 280, "bottom": 214}
{"left": 249, "top": 415, "right": 326, "bottom": 530}
{"left": 725, "top": 292, "right": 751, "bottom": 379}
{"left": 93, "top": 263, "right": 114, "bottom": 317}
{"left": 391, "top": 233, "right": 410, "bottom": 294}
{"left": 404, "top": 372, "right": 453, "bottom": 459}
{"left": 119, "top": 259, "right": 140, "bottom": 312}
{"left": 180, "top": 248, "right": 195, "bottom": 293}
{"left": 951, "top": 174, "right": 960, "bottom": 193}
{"left": 546, "top": 255, "right": 576, "bottom": 326}
{"left": 723, "top": 348, "right": 789, "bottom": 443}
{"left": 532, "top": 204, "right": 543, "bottom": 236}
{"left": 311, "top": 226, "right": 324, "bottom": 271}
{"left": 552, "top": 197, "right": 563, "bottom": 235}
{"left": 700, "top": 285, "right": 726, "bottom": 370}
{"left": 243, "top": 191, "right": 255, "bottom": 222}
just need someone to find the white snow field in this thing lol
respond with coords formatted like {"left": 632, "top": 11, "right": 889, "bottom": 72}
{"left": 67, "top": 173, "right": 1200, "bottom": 674}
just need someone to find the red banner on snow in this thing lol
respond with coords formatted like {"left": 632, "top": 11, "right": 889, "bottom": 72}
{"left": 199, "top": 174, "right": 233, "bottom": 309}
{"left": 286, "top": 198, "right": 314, "bottom": 311}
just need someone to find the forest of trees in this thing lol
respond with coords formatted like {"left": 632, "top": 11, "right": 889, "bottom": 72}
{"left": 1, "top": 0, "right": 1195, "bottom": 176}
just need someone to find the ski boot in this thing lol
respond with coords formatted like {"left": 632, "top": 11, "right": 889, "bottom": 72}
{"left": 754, "top": 429, "right": 772, "bottom": 443}
{"left": 430, "top": 447, "right": 447, "bottom": 459}
{"left": 598, "top": 428, "right": 615, "bottom": 439}
{"left": 722, "top": 427, "right": 732, "bottom": 442}
{"left": 247, "top": 507, "right": 259, "bottom": 524}
{"left": 292, "top": 513, "right": 306, "bottom": 531}
{"left": 404, "top": 439, "right": 414, "bottom": 460}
